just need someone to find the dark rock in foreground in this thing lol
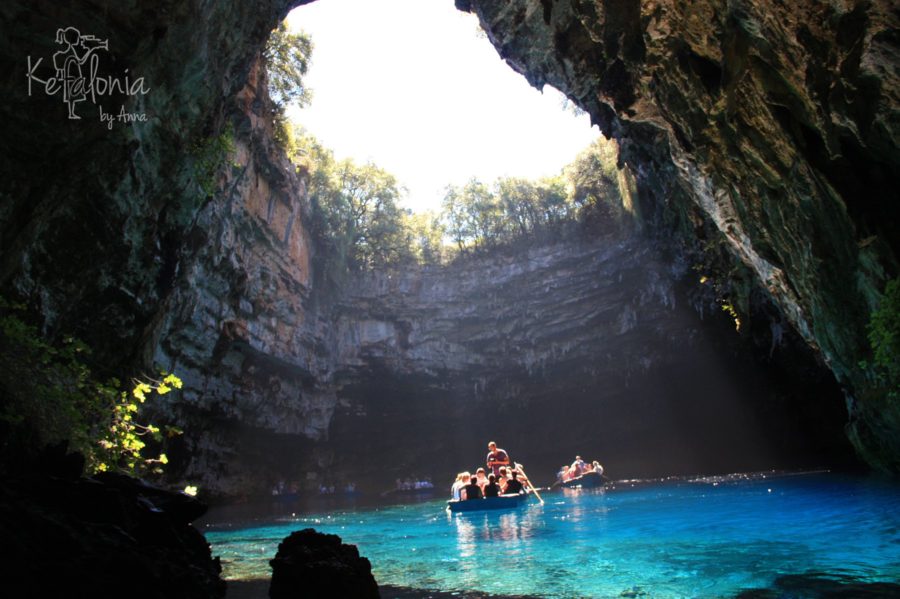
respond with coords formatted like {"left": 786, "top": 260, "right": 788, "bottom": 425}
{"left": 0, "top": 447, "right": 225, "bottom": 599}
{"left": 269, "top": 528, "right": 379, "bottom": 599}
{"left": 227, "top": 579, "right": 542, "bottom": 599}
{"left": 735, "top": 572, "right": 900, "bottom": 598}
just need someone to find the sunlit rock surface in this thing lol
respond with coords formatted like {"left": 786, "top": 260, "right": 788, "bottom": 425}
{"left": 457, "top": 0, "right": 898, "bottom": 471}
{"left": 148, "top": 60, "right": 341, "bottom": 496}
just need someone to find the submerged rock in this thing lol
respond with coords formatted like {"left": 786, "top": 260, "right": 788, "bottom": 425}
{"left": 269, "top": 528, "right": 379, "bottom": 599}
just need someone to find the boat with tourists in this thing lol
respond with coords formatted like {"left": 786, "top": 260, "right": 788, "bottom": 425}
{"left": 447, "top": 492, "right": 529, "bottom": 512}
{"left": 558, "top": 470, "right": 606, "bottom": 489}
{"left": 381, "top": 477, "right": 436, "bottom": 498}
{"left": 446, "top": 441, "right": 544, "bottom": 513}
{"left": 552, "top": 455, "right": 607, "bottom": 489}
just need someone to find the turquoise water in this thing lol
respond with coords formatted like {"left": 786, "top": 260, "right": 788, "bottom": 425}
{"left": 206, "top": 473, "right": 900, "bottom": 597}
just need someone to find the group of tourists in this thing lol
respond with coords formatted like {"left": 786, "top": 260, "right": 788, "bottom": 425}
{"left": 557, "top": 455, "right": 604, "bottom": 483}
{"left": 394, "top": 477, "right": 435, "bottom": 491}
{"left": 450, "top": 441, "right": 531, "bottom": 501}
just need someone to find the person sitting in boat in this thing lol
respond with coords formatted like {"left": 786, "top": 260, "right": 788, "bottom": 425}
{"left": 497, "top": 466, "right": 509, "bottom": 492}
{"left": 504, "top": 471, "right": 525, "bottom": 495}
{"left": 486, "top": 441, "right": 510, "bottom": 476}
{"left": 569, "top": 456, "right": 586, "bottom": 479}
{"left": 451, "top": 472, "right": 469, "bottom": 500}
{"left": 557, "top": 465, "right": 569, "bottom": 483}
{"left": 462, "top": 476, "right": 483, "bottom": 501}
{"left": 475, "top": 467, "right": 489, "bottom": 491}
{"left": 591, "top": 461, "right": 604, "bottom": 476}
{"left": 483, "top": 474, "right": 501, "bottom": 498}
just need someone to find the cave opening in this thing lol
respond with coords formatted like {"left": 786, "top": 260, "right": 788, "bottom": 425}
{"left": 189, "top": 0, "right": 862, "bottom": 499}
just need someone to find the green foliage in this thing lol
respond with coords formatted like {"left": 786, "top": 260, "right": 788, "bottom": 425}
{"left": 264, "top": 21, "right": 313, "bottom": 154}
{"left": 0, "top": 302, "right": 102, "bottom": 454}
{"left": 564, "top": 137, "right": 624, "bottom": 226}
{"left": 867, "top": 277, "right": 900, "bottom": 396}
{"left": 0, "top": 299, "right": 179, "bottom": 475}
{"left": 274, "top": 113, "right": 300, "bottom": 160}
{"left": 498, "top": 176, "right": 570, "bottom": 233}
{"left": 441, "top": 179, "right": 493, "bottom": 250}
{"left": 333, "top": 160, "right": 410, "bottom": 269}
{"left": 190, "top": 124, "right": 235, "bottom": 199}
{"left": 264, "top": 21, "right": 313, "bottom": 112}
{"left": 285, "top": 123, "right": 627, "bottom": 270}
{"left": 294, "top": 128, "right": 414, "bottom": 275}
{"left": 441, "top": 176, "right": 572, "bottom": 252}
{"left": 437, "top": 136, "right": 624, "bottom": 254}
{"left": 93, "top": 375, "right": 182, "bottom": 474}
{"left": 720, "top": 301, "right": 743, "bottom": 332}
{"left": 405, "top": 210, "right": 447, "bottom": 264}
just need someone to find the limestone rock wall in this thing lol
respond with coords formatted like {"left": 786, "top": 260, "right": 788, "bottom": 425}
{"left": 0, "top": 0, "right": 304, "bottom": 365}
{"left": 149, "top": 61, "right": 340, "bottom": 497}
{"left": 316, "top": 234, "right": 851, "bottom": 491}
{"left": 0, "top": 0, "right": 310, "bottom": 496}
{"left": 457, "top": 0, "right": 899, "bottom": 471}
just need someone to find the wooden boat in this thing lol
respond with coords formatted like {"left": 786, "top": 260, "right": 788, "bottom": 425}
{"left": 447, "top": 493, "right": 528, "bottom": 513}
{"left": 559, "top": 471, "right": 606, "bottom": 489}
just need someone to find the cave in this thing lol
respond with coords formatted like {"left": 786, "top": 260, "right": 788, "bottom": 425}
{"left": 1, "top": 0, "right": 898, "bottom": 596}
{"left": 1, "top": 0, "right": 897, "bottom": 499}
{"left": 0, "top": 4, "right": 899, "bottom": 597}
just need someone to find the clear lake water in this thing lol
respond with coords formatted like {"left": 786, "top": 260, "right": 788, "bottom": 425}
{"left": 204, "top": 472, "right": 900, "bottom": 598}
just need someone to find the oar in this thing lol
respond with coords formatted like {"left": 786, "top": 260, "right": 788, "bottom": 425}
{"left": 515, "top": 462, "right": 544, "bottom": 504}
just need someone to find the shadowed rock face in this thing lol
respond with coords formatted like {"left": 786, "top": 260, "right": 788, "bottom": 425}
{"left": 0, "top": 0, "right": 892, "bottom": 499}
{"left": 0, "top": 446, "right": 225, "bottom": 599}
{"left": 456, "top": 0, "right": 899, "bottom": 471}
{"left": 321, "top": 235, "right": 853, "bottom": 489}
{"left": 0, "top": 0, "right": 306, "bottom": 362}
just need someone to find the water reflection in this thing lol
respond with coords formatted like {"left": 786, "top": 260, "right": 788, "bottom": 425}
{"left": 451, "top": 504, "right": 543, "bottom": 541}
{"left": 448, "top": 504, "right": 546, "bottom": 592}
{"left": 451, "top": 514, "right": 479, "bottom": 588}
{"left": 558, "top": 487, "right": 609, "bottom": 530}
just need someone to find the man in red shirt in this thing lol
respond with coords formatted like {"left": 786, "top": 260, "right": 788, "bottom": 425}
{"left": 486, "top": 441, "right": 510, "bottom": 477}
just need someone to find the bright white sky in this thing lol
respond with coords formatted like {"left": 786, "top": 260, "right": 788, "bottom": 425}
{"left": 286, "top": 0, "right": 598, "bottom": 213}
